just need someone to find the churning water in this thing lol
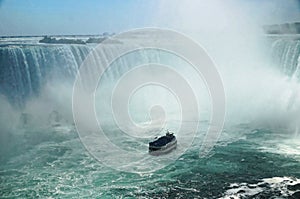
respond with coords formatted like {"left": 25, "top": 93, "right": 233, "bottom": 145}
{"left": 1, "top": 0, "right": 300, "bottom": 193}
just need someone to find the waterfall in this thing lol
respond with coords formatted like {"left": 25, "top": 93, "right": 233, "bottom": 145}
{"left": 270, "top": 38, "right": 300, "bottom": 77}
{"left": 2, "top": 36, "right": 299, "bottom": 110}
{"left": 0, "top": 44, "right": 92, "bottom": 108}
{"left": 0, "top": 42, "right": 164, "bottom": 108}
{"left": 292, "top": 55, "right": 300, "bottom": 80}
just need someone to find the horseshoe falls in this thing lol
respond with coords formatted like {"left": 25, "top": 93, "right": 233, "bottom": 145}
{"left": 0, "top": 44, "right": 91, "bottom": 108}
{"left": 0, "top": 35, "right": 299, "bottom": 199}
{"left": 1, "top": 2, "right": 300, "bottom": 199}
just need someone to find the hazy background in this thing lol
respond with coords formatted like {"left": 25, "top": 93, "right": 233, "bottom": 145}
{"left": 0, "top": 0, "right": 299, "bottom": 36}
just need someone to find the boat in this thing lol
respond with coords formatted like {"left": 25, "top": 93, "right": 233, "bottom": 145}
{"left": 149, "top": 130, "right": 177, "bottom": 155}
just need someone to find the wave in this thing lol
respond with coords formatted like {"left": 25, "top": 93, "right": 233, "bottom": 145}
{"left": 221, "top": 176, "right": 300, "bottom": 198}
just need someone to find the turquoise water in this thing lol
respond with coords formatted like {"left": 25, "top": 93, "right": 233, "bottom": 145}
{"left": 1, "top": 36, "right": 300, "bottom": 198}
{"left": 1, "top": 124, "right": 299, "bottom": 198}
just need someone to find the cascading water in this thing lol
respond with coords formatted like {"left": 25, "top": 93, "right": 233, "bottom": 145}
{"left": 0, "top": 44, "right": 91, "bottom": 108}
{"left": 270, "top": 37, "right": 300, "bottom": 78}
{"left": 1, "top": 29, "right": 300, "bottom": 199}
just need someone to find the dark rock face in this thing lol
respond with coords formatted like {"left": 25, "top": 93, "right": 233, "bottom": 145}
{"left": 263, "top": 22, "right": 300, "bottom": 34}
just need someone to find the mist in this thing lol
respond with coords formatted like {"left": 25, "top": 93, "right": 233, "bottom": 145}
{"left": 137, "top": 0, "right": 300, "bottom": 134}
{"left": 1, "top": 0, "right": 300, "bottom": 159}
{"left": 1, "top": 1, "right": 300, "bottom": 196}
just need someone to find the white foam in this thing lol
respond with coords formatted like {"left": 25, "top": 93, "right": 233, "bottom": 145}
{"left": 220, "top": 176, "right": 300, "bottom": 198}
{"left": 259, "top": 136, "right": 300, "bottom": 161}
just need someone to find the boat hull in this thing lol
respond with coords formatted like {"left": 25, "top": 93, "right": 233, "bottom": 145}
{"left": 149, "top": 139, "right": 177, "bottom": 156}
